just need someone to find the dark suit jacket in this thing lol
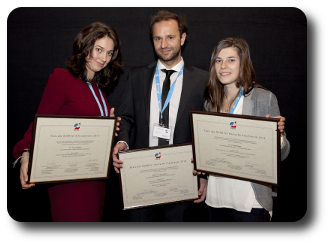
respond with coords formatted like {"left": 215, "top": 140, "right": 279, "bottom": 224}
{"left": 117, "top": 61, "right": 209, "bottom": 149}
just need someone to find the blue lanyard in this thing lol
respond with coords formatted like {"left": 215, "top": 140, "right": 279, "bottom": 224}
{"left": 229, "top": 87, "right": 244, "bottom": 114}
{"left": 155, "top": 63, "right": 184, "bottom": 119}
{"left": 86, "top": 77, "right": 108, "bottom": 117}
{"left": 221, "top": 87, "right": 244, "bottom": 114}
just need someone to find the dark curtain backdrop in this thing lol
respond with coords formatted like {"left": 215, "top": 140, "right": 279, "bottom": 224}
{"left": 7, "top": 7, "right": 307, "bottom": 222}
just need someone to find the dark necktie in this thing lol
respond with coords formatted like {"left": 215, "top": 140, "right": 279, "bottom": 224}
{"left": 159, "top": 69, "right": 175, "bottom": 145}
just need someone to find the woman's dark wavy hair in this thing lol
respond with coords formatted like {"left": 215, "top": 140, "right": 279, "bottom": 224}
{"left": 66, "top": 22, "right": 122, "bottom": 90}
{"left": 205, "top": 37, "right": 262, "bottom": 112}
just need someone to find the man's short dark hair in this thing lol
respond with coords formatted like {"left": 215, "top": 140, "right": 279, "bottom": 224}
{"left": 150, "top": 10, "right": 187, "bottom": 38}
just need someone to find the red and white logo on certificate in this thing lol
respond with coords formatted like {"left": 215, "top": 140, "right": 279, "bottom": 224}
{"left": 230, "top": 121, "right": 237, "bottom": 129}
{"left": 155, "top": 152, "right": 161, "bottom": 160}
{"left": 74, "top": 123, "right": 81, "bottom": 131}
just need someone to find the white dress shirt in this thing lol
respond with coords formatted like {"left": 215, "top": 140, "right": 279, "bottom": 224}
{"left": 149, "top": 58, "right": 184, "bottom": 147}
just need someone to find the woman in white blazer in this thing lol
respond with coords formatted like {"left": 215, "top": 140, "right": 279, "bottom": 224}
{"left": 197, "top": 37, "right": 290, "bottom": 222}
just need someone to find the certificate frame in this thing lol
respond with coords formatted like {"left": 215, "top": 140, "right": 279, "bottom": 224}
{"left": 190, "top": 110, "right": 280, "bottom": 186}
{"left": 118, "top": 143, "right": 199, "bottom": 210}
{"left": 27, "top": 114, "right": 117, "bottom": 184}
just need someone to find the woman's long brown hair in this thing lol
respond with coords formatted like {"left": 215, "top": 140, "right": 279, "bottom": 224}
{"left": 205, "top": 37, "right": 262, "bottom": 112}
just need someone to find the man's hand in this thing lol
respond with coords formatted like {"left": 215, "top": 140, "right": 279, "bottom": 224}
{"left": 112, "top": 142, "right": 128, "bottom": 173}
{"left": 192, "top": 157, "right": 207, "bottom": 203}
{"left": 194, "top": 178, "right": 207, "bottom": 203}
{"left": 192, "top": 158, "right": 206, "bottom": 176}
{"left": 109, "top": 108, "right": 121, "bottom": 137}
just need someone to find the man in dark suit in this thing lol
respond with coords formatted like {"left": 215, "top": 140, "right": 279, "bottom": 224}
{"left": 113, "top": 10, "right": 208, "bottom": 221}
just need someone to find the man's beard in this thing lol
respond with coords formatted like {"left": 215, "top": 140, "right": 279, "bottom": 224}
{"left": 156, "top": 47, "right": 180, "bottom": 63}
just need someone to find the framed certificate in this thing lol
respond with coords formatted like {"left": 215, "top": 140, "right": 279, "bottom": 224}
{"left": 118, "top": 143, "right": 198, "bottom": 210}
{"left": 190, "top": 111, "right": 280, "bottom": 186}
{"left": 27, "top": 115, "right": 117, "bottom": 184}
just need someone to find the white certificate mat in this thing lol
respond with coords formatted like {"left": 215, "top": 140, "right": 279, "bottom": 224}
{"left": 119, "top": 144, "right": 198, "bottom": 210}
{"left": 28, "top": 115, "right": 116, "bottom": 184}
{"left": 191, "top": 111, "right": 280, "bottom": 185}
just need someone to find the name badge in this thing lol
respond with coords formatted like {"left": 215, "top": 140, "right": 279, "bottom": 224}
{"left": 153, "top": 124, "right": 172, "bottom": 140}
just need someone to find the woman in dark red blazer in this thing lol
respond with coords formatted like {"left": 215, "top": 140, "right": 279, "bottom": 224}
{"left": 13, "top": 22, "right": 122, "bottom": 222}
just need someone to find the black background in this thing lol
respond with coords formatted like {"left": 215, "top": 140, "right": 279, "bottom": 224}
{"left": 7, "top": 7, "right": 307, "bottom": 222}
